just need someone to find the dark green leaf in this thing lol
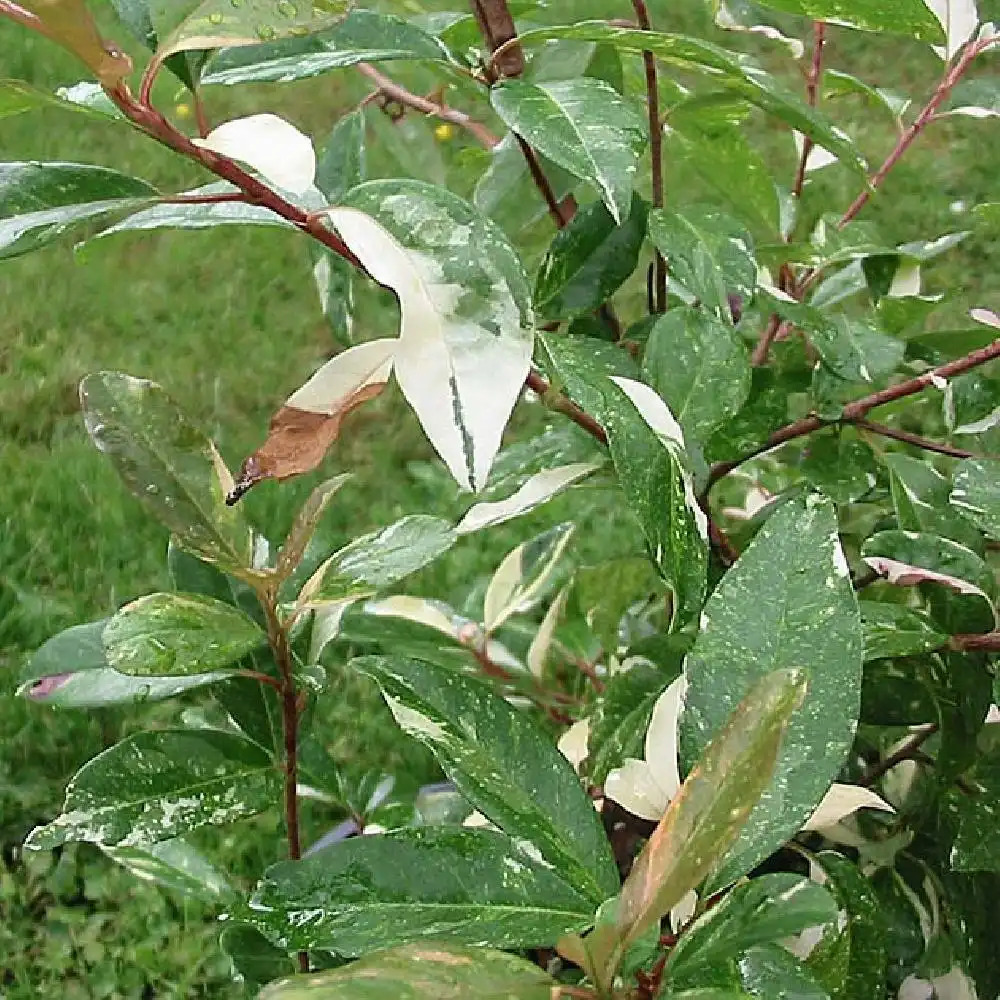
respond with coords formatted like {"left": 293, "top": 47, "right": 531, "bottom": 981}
{"left": 25, "top": 729, "right": 279, "bottom": 850}
{"left": 860, "top": 601, "right": 947, "bottom": 661}
{"left": 168, "top": 539, "right": 238, "bottom": 605}
{"left": 738, "top": 943, "right": 830, "bottom": 1000}
{"left": 103, "top": 592, "right": 265, "bottom": 676}
{"left": 490, "top": 78, "right": 646, "bottom": 224}
{"left": 215, "top": 675, "right": 282, "bottom": 752}
{"left": 0, "top": 162, "right": 157, "bottom": 260}
{"left": 800, "top": 432, "right": 879, "bottom": 504}
{"left": 248, "top": 826, "right": 594, "bottom": 954}
{"left": 220, "top": 925, "right": 295, "bottom": 993}
{"left": 258, "top": 942, "right": 557, "bottom": 999}
{"left": 202, "top": 10, "right": 452, "bottom": 85}
{"left": 541, "top": 334, "right": 708, "bottom": 628}
{"left": 647, "top": 206, "right": 756, "bottom": 318}
{"left": 681, "top": 494, "right": 863, "bottom": 888}
{"left": 951, "top": 458, "right": 1000, "bottom": 541}
{"left": 666, "top": 873, "right": 838, "bottom": 989}
{"left": 535, "top": 196, "right": 647, "bottom": 320}
{"left": 0, "top": 79, "right": 121, "bottom": 120}
{"left": 643, "top": 307, "right": 752, "bottom": 445}
{"left": 869, "top": 867, "right": 927, "bottom": 990}
{"left": 102, "top": 837, "right": 235, "bottom": 903}
{"left": 951, "top": 749, "right": 1000, "bottom": 872}
{"left": 80, "top": 372, "right": 255, "bottom": 577}
{"left": 354, "top": 655, "right": 618, "bottom": 901}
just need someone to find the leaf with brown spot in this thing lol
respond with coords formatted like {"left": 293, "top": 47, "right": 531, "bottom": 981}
{"left": 229, "top": 339, "right": 395, "bottom": 502}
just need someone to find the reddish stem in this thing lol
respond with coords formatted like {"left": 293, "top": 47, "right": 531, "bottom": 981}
{"left": 791, "top": 22, "right": 827, "bottom": 201}
{"left": 854, "top": 418, "right": 978, "bottom": 459}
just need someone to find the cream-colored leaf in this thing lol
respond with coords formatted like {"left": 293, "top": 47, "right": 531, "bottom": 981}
{"left": 924, "top": 0, "right": 979, "bottom": 58}
{"left": 193, "top": 114, "right": 316, "bottom": 195}
{"left": 286, "top": 339, "right": 396, "bottom": 413}
{"left": 307, "top": 597, "right": 358, "bottom": 662}
{"left": 669, "top": 889, "right": 698, "bottom": 933}
{"left": 362, "top": 595, "right": 460, "bottom": 639}
{"left": 604, "top": 758, "right": 671, "bottom": 821}
{"left": 644, "top": 675, "right": 687, "bottom": 803}
{"left": 557, "top": 718, "right": 591, "bottom": 771}
{"left": 801, "top": 782, "right": 895, "bottom": 832}
{"left": 456, "top": 462, "right": 601, "bottom": 535}
{"left": 527, "top": 585, "right": 570, "bottom": 677}
{"left": 970, "top": 306, "right": 1000, "bottom": 329}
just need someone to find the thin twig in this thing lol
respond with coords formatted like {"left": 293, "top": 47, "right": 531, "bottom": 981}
{"left": 159, "top": 191, "right": 248, "bottom": 205}
{"left": 632, "top": 0, "right": 666, "bottom": 312}
{"left": 791, "top": 22, "right": 827, "bottom": 201}
{"left": 950, "top": 632, "right": 1000, "bottom": 652}
{"left": 514, "top": 134, "right": 573, "bottom": 227}
{"left": 855, "top": 418, "right": 977, "bottom": 459}
{"left": 707, "top": 338, "right": 1000, "bottom": 487}
{"left": 751, "top": 313, "right": 783, "bottom": 367}
{"left": 860, "top": 724, "right": 938, "bottom": 787}
{"left": 355, "top": 62, "right": 500, "bottom": 149}
{"left": 526, "top": 370, "right": 608, "bottom": 444}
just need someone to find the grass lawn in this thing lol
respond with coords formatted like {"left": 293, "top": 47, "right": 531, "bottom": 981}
{"left": 2, "top": 1, "right": 998, "bottom": 994}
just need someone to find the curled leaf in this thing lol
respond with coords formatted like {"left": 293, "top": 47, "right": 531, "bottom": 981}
{"left": 230, "top": 339, "right": 395, "bottom": 502}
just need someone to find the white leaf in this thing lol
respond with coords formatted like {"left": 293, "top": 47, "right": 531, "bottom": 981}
{"left": 456, "top": 462, "right": 601, "bottom": 534}
{"left": 984, "top": 703, "right": 1000, "bottom": 724}
{"left": 527, "top": 585, "right": 569, "bottom": 677}
{"left": 362, "top": 595, "right": 461, "bottom": 639}
{"left": 888, "top": 262, "right": 922, "bottom": 297}
{"left": 307, "top": 597, "right": 357, "bottom": 662}
{"left": 286, "top": 338, "right": 396, "bottom": 413}
{"left": 970, "top": 306, "right": 1000, "bottom": 329}
{"left": 326, "top": 204, "right": 533, "bottom": 491}
{"left": 924, "top": 0, "right": 979, "bottom": 59}
{"left": 670, "top": 890, "right": 699, "bottom": 933}
{"left": 604, "top": 758, "right": 671, "bottom": 821}
{"left": 801, "top": 782, "right": 895, "bottom": 832}
{"left": 192, "top": 114, "right": 316, "bottom": 195}
{"left": 794, "top": 131, "right": 839, "bottom": 173}
{"left": 644, "top": 675, "right": 687, "bottom": 802}
{"left": 557, "top": 718, "right": 590, "bottom": 770}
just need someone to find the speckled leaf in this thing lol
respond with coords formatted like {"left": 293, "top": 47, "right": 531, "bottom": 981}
{"left": 25, "top": 729, "right": 279, "bottom": 850}
{"left": 665, "top": 873, "right": 839, "bottom": 990}
{"left": 510, "top": 23, "right": 865, "bottom": 177}
{"left": 861, "top": 530, "right": 996, "bottom": 631}
{"left": 102, "top": 837, "right": 235, "bottom": 903}
{"left": 860, "top": 601, "right": 947, "bottom": 661}
{"left": 680, "top": 494, "right": 863, "bottom": 889}
{"left": 951, "top": 458, "right": 1000, "bottom": 541}
{"left": 0, "top": 79, "right": 121, "bottom": 120}
{"left": 151, "top": 0, "right": 350, "bottom": 61}
{"left": 535, "top": 196, "right": 648, "bottom": 320}
{"left": 0, "top": 162, "right": 157, "bottom": 260}
{"left": 483, "top": 523, "right": 574, "bottom": 633}
{"left": 490, "top": 78, "right": 646, "bottom": 224}
{"left": 103, "top": 592, "right": 265, "bottom": 677}
{"left": 749, "top": 0, "right": 943, "bottom": 41}
{"left": 328, "top": 181, "right": 534, "bottom": 491}
{"left": 299, "top": 515, "right": 456, "bottom": 607}
{"left": 87, "top": 182, "right": 292, "bottom": 240}
{"left": 258, "top": 942, "right": 558, "bottom": 999}
{"left": 642, "top": 307, "right": 751, "bottom": 446}
{"left": 611, "top": 669, "right": 808, "bottom": 968}
{"left": 950, "top": 748, "right": 1000, "bottom": 873}
{"left": 247, "top": 826, "right": 594, "bottom": 954}
{"left": 738, "top": 944, "right": 829, "bottom": 1000}
{"left": 201, "top": 10, "right": 453, "bottom": 86}
{"left": 883, "top": 453, "right": 981, "bottom": 551}
{"left": 354, "top": 655, "right": 618, "bottom": 901}
{"left": 648, "top": 206, "right": 756, "bottom": 319}
{"left": 276, "top": 474, "right": 351, "bottom": 581}
{"left": 589, "top": 662, "right": 675, "bottom": 785}
{"left": 801, "top": 432, "right": 879, "bottom": 504}
{"left": 815, "top": 851, "right": 888, "bottom": 1000}
{"left": 79, "top": 373, "right": 255, "bottom": 577}
{"left": 16, "top": 619, "right": 229, "bottom": 707}
{"left": 540, "top": 334, "right": 708, "bottom": 629}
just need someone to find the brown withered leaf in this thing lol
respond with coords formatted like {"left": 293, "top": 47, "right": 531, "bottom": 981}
{"left": 8, "top": 0, "right": 133, "bottom": 84}
{"left": 227, "top": 382, "right": 385, "bottom": 504}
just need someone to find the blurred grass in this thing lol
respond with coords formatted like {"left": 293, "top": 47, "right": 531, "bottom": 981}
{"left": 2, "top": 0, "right": 999, "bottom": 994}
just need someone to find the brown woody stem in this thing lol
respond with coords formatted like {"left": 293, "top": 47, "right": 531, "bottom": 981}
{"left": 854, "top": 418, "right": 978, "bottom": 459}
{"left": 950, "top": 632, "right": 1000, "bottom": 652}
{"left": 526, "top": 370, "right": 608, "bottom": 444}
{"left": 791, "top": 22, "right": 827, "bottom": 201}
{"left": 860, "top": 724, "right": 938, "bottom": 787}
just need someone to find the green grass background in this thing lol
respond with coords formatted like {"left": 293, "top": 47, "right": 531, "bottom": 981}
{"left": 2, "top": 0, "right": 999, "bottom": 994}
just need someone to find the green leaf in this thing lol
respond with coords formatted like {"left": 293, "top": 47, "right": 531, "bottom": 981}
{"left": 483, "top": 523, "right": 574, "bottom": 633}
{"left": 276, "top": 474, "right": 351, "bottom": 582}
{"left": 201, "top": 10, "right": 452, "bottom": 85}
{"left": 355, "top": 655, "right": 618, "bottom": 901}
{"left": 220, "top": 925, "right": 295, "bottom": 993}
{"left": 643, "top": 307, "right": 751, "bottom": 446}
{"left": 860, "top": 601, "right": 947, "bottom": 661}
{"left": 299, "top": 515, "right": 456, "bottom": 607}
{"left": 87, "top": 182, "right": 292, "bottom": 241}
{"left": 25, "top": 729, "right": 279, "bottom": 850}
{"left": 951, "top": 458, "right": 1000, "bottom": 541}
{"left": 535, "top": 195, "right": 647, "bottom": 320}
{"left": 102, "top": 592, "right": 265, "bottom": 677}
{"left": 666, "top": 873, "right": 838, "bottom": 989}
{"left": 108, "top": 0, "right": 209, "bottom": 88}
{"left": 150, "top": 0, "right": 351, "bottom": 62}
{"left": 102, "top": 837, "right": 235, "bottom": 903}
{"left": 0, "top": 79, "right": 121, "bottom": 120}
{"left": 540, "top": 335, "right": 709, "bottom": 628}
{"left": 79, "top": 372, "right": 255, "bottom": 577}
{"left": 814, "top": 851, "right": 888, "bottom": 1000}
{"left": 950, "top": 748, "right": 1000, "bottom": 873}
{"left": 605, "top": 669, "right": 808, "bottom": 976}
{"left": 490, "top": 78, "right": 646, "bottom": 224}
{"left": 329, "top": 180, "right": 534, "bottom": 491}
{"left": 681, "top": 494, "right": 863, "bottom": 888}
{"left": 748, "top": 0, "right": 943, "bottom": 41}
{"left": 17, "top": 619, "right": 229, "bottom": 707}
{"left": 258, "top": 942, "right": 557, "bottom": 999}
{"left": 800, "top": 432, "right": 879, "bottom": 504}
{"left": 647, "top": 206, "right": 756, "bottom": 318}
{"left": 738, "top": 943, "right": 830, "bottom": 999}
{"left": 248, "top": 826, "right": 594, "bottom": 954}
{"left": 0, "top": 162, "right": 157, "bottom": 260}
{"left": 883, "top": 454, "right": 981, "bottom": 551}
